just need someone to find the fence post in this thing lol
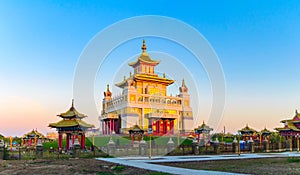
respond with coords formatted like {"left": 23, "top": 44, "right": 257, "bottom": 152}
{"left": 0, "top": 140, "right": 4, "bottom": 160}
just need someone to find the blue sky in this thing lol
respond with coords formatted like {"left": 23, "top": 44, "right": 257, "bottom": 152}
{"left": 0, "top": 1, "right": 300, "bottom": 136}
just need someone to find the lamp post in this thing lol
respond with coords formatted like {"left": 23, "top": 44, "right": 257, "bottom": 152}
{"left": 260, "top": 132, "right": 262, "bottom": 150}
{"left": 148, "top": 128, "right": 153, "bottom": 160}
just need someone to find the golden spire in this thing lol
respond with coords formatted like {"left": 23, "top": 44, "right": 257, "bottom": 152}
{"left": 182, "top": 79, "right": 186, "bottom": 87}
{"left": 141, "top": 39, "right": 147, "bottom": 53}
{"left": 71, "top": 99, "right": 74, "bottom": 108}
{"left": 107, "top": 84, "right": 110, "bottom": 92}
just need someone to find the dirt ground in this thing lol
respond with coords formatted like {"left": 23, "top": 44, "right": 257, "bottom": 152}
{"left": 158, "top": 157, "right": 300, "bottom": 175}
{"left": 0, "top": 158, "right": 158, "bottom": 175}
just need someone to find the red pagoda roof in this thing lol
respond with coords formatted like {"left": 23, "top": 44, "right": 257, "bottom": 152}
{"left": 276, "top": 110, "right": 300, "bottom": 132}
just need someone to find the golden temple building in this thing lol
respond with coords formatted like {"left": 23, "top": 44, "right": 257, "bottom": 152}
{"left": 99, "top": 40, "right": 194, "bottom": 135}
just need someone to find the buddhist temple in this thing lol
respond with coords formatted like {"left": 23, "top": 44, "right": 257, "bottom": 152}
{"left": 275, "top": 110, "right": 300, "bottom": 138}
{"left": 194, "top": 121, "right": 213, "bottom": 142}
{"left": 260, "top": 127, "right": 271, "bottom": 141}
{"left": 238, "top": 124, "right": 258, "bottom": 141}
{"left": 49, "top": 100, "right": 94, "bottom": 150}
{"left": 99, "top": 40, "right": 194, "bottom": 135}
{"left": 22, "top": 129, "right": 48, "bottom": 147}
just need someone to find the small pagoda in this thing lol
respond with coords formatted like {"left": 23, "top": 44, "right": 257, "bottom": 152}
{"left": 22, "top": 129, "right": 48, "bottom": 147}
{"left": 194, "top": 121, "right": 213, "bottom": 142}
{"left": 49, "top": 100, "right": 94, "bottom": 150}
{"left": 129, "top": 124, "right": 144, "bottom": 144}
{"left": 238, "top": 124, "right": 257, "bottom": 141}
{"left": 260, "top": 127, "right": 271, "bottom": 141}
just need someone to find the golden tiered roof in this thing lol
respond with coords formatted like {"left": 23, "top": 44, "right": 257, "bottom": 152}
{"left": 238, "top": 124, "right": 257, "bottom": 134}
{"left": 57, "top": 99, "right": 87, "bottom": 119}
{"left": 276, "top": 110, "right": 300, "bottom": 132}
{"left": 116, "top": 40, "right": 174, "bottom": 88}
{"left": 22, "top": 129, "right": 46, "bottom": 139}
{"left": 49, "top": 119, "right": 94, "bottom": 128}
{"left": 195, "top": 121, "right": 213, "bottom": 132}
{"left": 280, "top": 110, "right": 300, "bottom": 124}
{"left": 129, "top": 124, "right": 144, "bottom": 134}
{"left": 49, "top": 100, "right": 94, "bottom": 129}
{"left": 128, "top": 40, "right": 160, "bottom": 67}
{"left": 260, "top": 127, "right": 271, "bottom": 134}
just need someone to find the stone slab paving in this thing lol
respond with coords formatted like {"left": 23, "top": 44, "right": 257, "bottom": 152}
{"left": 97, "top": 152, "right": 300, "bottom": 175}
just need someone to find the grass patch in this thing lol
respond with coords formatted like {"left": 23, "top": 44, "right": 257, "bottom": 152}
{"left": 112, "top": 165, "right": 125, "bottom": 171}
{"left": 97, "top": 173, "right": 114, "bottom": 175}
{"left": 287, "top": 157, "right": 300, "bottom": 163}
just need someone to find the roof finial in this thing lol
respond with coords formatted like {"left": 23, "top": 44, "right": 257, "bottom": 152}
{"left": 141, "top": 39, "right": 147, "bottom": 53}
{"left": 182, "top": 79, "right": 186, "bottom": 87}
{"left": 296, "top": 109, "right": 298, "bottom": 114}
{"left": 72, "top": 99, "right": 74, "bottom": 108}
{"left": 107, "top": 84, "right": 110, "bottom": 91}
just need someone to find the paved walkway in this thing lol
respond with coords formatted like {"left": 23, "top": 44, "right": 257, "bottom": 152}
{"left": 97, "top": 152, "right": 300, "bottom": 175}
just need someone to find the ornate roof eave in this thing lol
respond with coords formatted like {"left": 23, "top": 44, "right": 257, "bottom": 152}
{"left": 238, "top": 124, "right": 257, "bottom": 133}
{"left": 49, "top": 119, "right": 94, "bottom": 128}
{"left": 128, "top": 56, "right": 160, "bottom": 67}
{"left": 22, "top": 129, "right": 46, "bottom": 139}
{"left": 275, "top": 127, "right": 300, "bottom": 132}
{"left": 134, "top": 74, "right": 175, "bottom": 85}
{"left": 260, "top": 128, "right": 271, "bottom": 134}
{"left": 129, "top": 124, "right": 144, "bottom": 132}
{"left": 195, "top": 121, "right": 213, "bottom": 132}
{"left": 128, "top": 40, "right": 160, "bottom": 67}
{"left": 115, "top": 78, "right": 129, "bottom": 88}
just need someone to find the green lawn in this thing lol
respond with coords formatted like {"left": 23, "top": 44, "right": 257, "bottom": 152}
{"left": 42, "top": 135, "right": 192, "bottom": 149}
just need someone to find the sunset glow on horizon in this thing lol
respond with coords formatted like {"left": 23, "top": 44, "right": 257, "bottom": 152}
{"left": 1, "top": 1, "right": 300, "bottom": 136}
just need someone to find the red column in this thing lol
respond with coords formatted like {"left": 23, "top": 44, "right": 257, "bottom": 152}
{"left": 81, "top": 134, "right": 85, "bottom": 149}
{"left": 156, "top": 121, "right": 159, "bottom": 135}
{"left": 80, "top": 135, "right": 83, "bottom": 148}
{"left": 170, "top": 120, "right": 174, "bottom": 134}
{"left": 75, "top": 134, "right": 78, "bottom": 145}
{"left": 112, "top": 119, "right": 116, "bottom": 132}
{"left": 58, "top": 133, "right": 62, "bottom": 149}
{"left": 83, "top": 134, "right": 86, "bottom": 148}
{"left": 104, "top": 121, "right": 107, "bottom": 135}
{"left": 131, "top": 134, "right": 134, "bottom": 144}
{"left": 109, "top": 119, "right": 111, "bottom": 134}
